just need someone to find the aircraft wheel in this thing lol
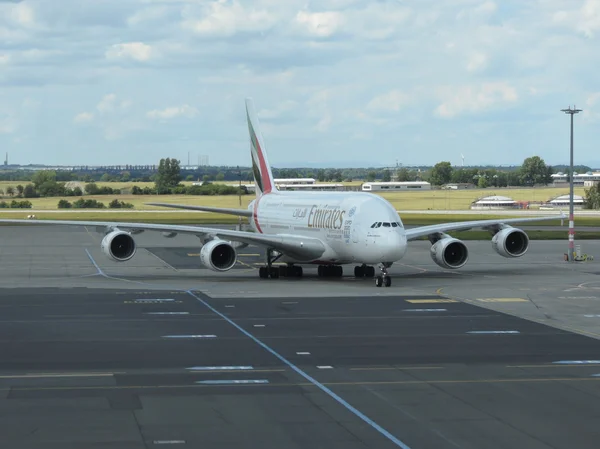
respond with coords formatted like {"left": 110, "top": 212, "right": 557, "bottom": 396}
{"left": 336, "top": 266, "right": 343, "bottom": 277}
{"left": 354, "top": 266, "right": 364, "bottom": 277}
{"left": 366, "top": 266, "right": 375, "bottom": 278}
{"left": 384, "top": 276, "right": 391, "bottom": 287}
{"left": 294, "top": 266, "right": 303, "bottom": 277}
{"left": 375, "top": 276, "right": 383, "bottom": 287}
{"left": 278, "top": 266, "right": 288, "bottom": 277}
{"left": 269, "top": 267, "right": 279, "bottom": 279}
{"left": 259, "top": 267, "right": 268, "bottom": 279}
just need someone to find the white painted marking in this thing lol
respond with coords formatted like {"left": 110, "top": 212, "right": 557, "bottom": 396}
{"left": 187, "top": 366, "right": 253, "bottom": 371}
{"left": 584, "top": 315, "right": 600, "bottom": 318}
{"left": 135, "top": 298, "right": 175, "bottom": 302}
{"left": 196, "top": 379, "right": 269, "bottom": 384}
{"left": 553, "top": 360, "right": 600, "bottom": 364}
{"left": 225, "top": 305, "right": 235, "bottom": 308}
{"left": 153, "top": 441, "right": 186, "bottom": 445}
{"left": 403, "top": 308, "right": 447, "bottom": 312}
{"left": 146, "top": 312, "right": 189, "bottom": 315}
{"left": 317, "top": 366, "right": 333, "bottom": 369}
{"left": 467, "top": 331, "right": 520, "bottom": 334}
{"left": 592, "top": 374, "right": 600, "bottom": 377}
{"left": 282, "top": 301, "right": 298, "bottom": 304}
{"left": 296, "top": 352, "right": 310, "bottom": 355}
{"left": 253, "top": 324, "right": 265, "bottom": 328}
{"left": 162, "top": 335, "right": 216, "bottom": 339}
{"left": 0, "top": 373, "right": 114, "bottom": 379}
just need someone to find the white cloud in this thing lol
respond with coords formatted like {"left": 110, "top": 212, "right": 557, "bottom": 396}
{"left": 434, "top": 82, "right": 518, "bottom": 118}
{"left": 0, "top": 54, "right": 10, "bottom": 65}
{"left": 367, "top": 90, "right": 412, "bottom": 113}
{"left": 294, "top": 11, "right": 344, "bottom": 38}
{"left": 105, "top": 42, "right": 154, "bottom": 62}
{"left": 8, "top": 2, "right": 35, "bottom": 27}
{"left": 73, "top": 112, "right": 94, "bottom": 123}
{"left": 0, "top": 114, "right": 17, "bottom": 134}
{"left": 127, "top": 6, "right": 169, "bottom": 26}
{"left": 97, "top": 94, "right": 117, "bottom": 113}
{"left": 182, "top": 1, "right": 277, "bottom": 37}
{"left": 552, "top": 0, "right": 600, "bottom": 38}
{"left": 466, "top": 51, "right": 488, "bottom": 72}
{"left": 146, "top": 104, "right": 198, "bottom": 119}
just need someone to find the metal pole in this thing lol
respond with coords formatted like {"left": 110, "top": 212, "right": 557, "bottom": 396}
{"left": 561, "top": 106, "right": 582, "bottom": 261}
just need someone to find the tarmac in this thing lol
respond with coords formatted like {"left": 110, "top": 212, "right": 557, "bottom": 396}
{"left": 1, "top": 224, "right": 600, "bottom": 448}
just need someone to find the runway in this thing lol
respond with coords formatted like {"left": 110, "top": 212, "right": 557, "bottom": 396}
{"left": 1, "top": 225, "right": 600, "bottom": 448}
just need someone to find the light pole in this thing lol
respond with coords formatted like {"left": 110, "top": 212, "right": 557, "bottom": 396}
{"left": 561, "top": 106, "right": 582, "bottom": 261}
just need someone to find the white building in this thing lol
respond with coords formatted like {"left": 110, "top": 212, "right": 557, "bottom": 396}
{"left": 551, "top": 172, "right": 600, "bottom": 186}
{"left": 277, "top": 183, "right": 344, "bottom": 191}
{"left": 547, "top": 194, "right": 585, "bottom": 208}
{"left": 471, "top": 195, "right": 517, "bottom": 210}
{"left": 362, "top": 181, "right": 431, "bottom": 191}
{"left": 274, "top": 178, "right": 315, "bottom": 185}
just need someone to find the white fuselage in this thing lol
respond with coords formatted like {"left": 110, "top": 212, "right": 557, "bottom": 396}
{"left": 248, "top": 191, "right": 408, "bottom": 265}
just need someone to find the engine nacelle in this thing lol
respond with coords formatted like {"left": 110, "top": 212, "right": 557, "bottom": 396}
{"left": 492, "top": 227, "right": 529, "bottom": 258}
{"left": 430, "top": 237, "right": 469, "bottom": 269}
{"left": 101, "top": 230, "right": 136, "bottom": 262}
{"left": 200, "top": 239, "right": 237, "bottom": 272}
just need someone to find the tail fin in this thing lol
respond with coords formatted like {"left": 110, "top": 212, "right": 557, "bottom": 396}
{"left": 246, "top": 98, "right": 277, "bottom": 196}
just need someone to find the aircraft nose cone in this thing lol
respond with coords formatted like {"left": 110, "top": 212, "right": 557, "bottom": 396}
{"left": 384, "top": 230, "right": 407, "bottom": 261}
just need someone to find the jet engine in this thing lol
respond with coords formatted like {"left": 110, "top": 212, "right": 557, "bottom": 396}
{"left": 430, "top": 237, "right": 469, "bottom": 269}
{"left": 492, "top": 227, "right": 529, "bottom": 258}
{"left": 200, "top": 239, "right": 237, "bottom": 272}
{"left": 101, "top": 230, "right": 136, "bottom": 262}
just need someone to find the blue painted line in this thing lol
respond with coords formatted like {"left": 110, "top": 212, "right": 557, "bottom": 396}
{"left": 467, "top": 331, "right": 520, "bottom": 334}
{"left": 186, "top": 290, "right": 412, "bottom": 449}
{"left": 187, "top": 366, "right": 253, "bottom": 371}
{"left": 196, "top": 379, "right": 269, "bottom": 384}
{"left": 162, "top": 335, "right": 216, "bottom": 339}
{"left": 82, "top": 249, "right": 412, "bottom": 449}
{"left": 553, "top": 360, "right": 600, "bottom": 364}
{"left": 84, "top": 248, "right": 105, "bottom": 276}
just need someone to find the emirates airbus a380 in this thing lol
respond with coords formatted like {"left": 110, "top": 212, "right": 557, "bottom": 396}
{"left": 1, "top": 99, "right": 560, "bottom": 287}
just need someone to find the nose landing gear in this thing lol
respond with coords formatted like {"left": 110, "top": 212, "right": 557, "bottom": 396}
{"left": 375, "top": 263, "right": 392, "bottom": 287}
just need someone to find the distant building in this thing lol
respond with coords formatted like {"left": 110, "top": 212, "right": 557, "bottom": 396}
{"left": 551, "top": 172, "right": 600, "bottom": 186}
{"left": 361, "top": 181, "right": 431, "bottom": 191}
{"left": 471, "top": 195, "right": 519, "bottom": 210}
{"left": 442, "top": 183, "right": 476, "bottom": 190}
{"left": 543, "top": 194, "right": 585, "bottom": 209}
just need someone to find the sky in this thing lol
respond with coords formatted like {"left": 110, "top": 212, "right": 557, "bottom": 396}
{"left": 1, "top": 0, "right": 599, "bottom": 169}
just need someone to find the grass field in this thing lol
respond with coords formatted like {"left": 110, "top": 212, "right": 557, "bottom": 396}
{"left": 0, "top": 185, "right": 588, "bottom": 212}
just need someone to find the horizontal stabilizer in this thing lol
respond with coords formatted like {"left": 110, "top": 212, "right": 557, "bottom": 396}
{"left": 146, "top": 203, "right": 252, "bottom": 217}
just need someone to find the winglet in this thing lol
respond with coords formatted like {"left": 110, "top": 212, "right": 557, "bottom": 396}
{"left": 246, "top": 98, "right": 277, "bottom": 196}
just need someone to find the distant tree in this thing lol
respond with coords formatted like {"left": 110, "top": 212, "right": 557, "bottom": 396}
{"left": 100, "top": 173, "right": 113, "bottom": 182}
{"left": 31, "top": 170, "right": 56, "bottom": 189}
{"left": 316, "top": 170, "right": 326, "bottom": 182}
{"left": 23, "top": 184, "right": 38, "bottom": 198}
{"left": 185, "top": 175, "right": 195, "bottom": 181}
{"left": 395, "top": 168, "right": 416, "bottom": 182}
{"left": 584, "top": 183, "right": 600, "bottom": 209}
{"left": 120, "top": 171, "right": 131, "bottom": 182}
{"left": 16, "top": 185, "right": 23, "bottom": 196}
{"left": 155, "top": 158, "right": 182, "bottom": 194}
{"left": 5, "top": 186, "right": 14, "bottom": 197}
{"left": 366, "top": 171, "right": 377, "bottom": 182}
{"left": 85, "top": 182, "right": 99, "bottom": 195}
{"left": 520, "top": 156, "right": 552, "bottom": 186}
{"left": 382, "top": 170, "right": 391, "bottom": 182}
{"left": 429, "top": 161, "right": 453, "bottom": 186}
{"left": 215, "top": 172, "right": 225, "bottom": 181}
{"left": 202, "top": 174, "right": 213, "bottom": 182}
{"left": 57, "top": 199, "right": 72, "bottom": 209}
{"left": 477, "top": 176, "right": 489, "bottom": 188}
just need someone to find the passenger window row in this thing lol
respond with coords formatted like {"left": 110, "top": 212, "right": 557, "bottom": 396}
{"left": 370, "top": 222, "right": 402, "bottom": 228}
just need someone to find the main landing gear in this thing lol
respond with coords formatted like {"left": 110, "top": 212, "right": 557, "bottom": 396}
{"left": 375, "top": 263, "right": 392, "bottom": 288}
{"left": 354, "top": 264, "right": 375, "bottom": 278}
{"left": 318, "top": 265, "right": 343, "bottom": 277}
{"left": 258, "top": 249, "right": 303, "bottom": 279}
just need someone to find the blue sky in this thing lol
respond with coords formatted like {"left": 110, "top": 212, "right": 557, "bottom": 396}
{"left": 1, "top": 0, "right": 599, "bottom": 168}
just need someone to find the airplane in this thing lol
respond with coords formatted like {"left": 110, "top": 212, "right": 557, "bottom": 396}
{"left": 0, "top": 98, "right": 562, "bottom": 287}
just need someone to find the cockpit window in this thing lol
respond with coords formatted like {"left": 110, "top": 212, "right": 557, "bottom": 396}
{"left": 376, "top": 222, "right": 382, "bottom": 228}
{"left": 370, "top": 222, "right": 377, "bottom": 228}
{"left": 391, "top": 222, "right": 398, "bottom": 227}
{"left": 383, "top": 222, "right": 391, "bottom": 227}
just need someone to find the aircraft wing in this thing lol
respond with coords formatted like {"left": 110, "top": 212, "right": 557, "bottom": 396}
{"left": 0, "top": 219, "right": 325, "bottom": 260}
{"left": 404, "top": 215, "right": 564, "bottom": 241}
{"left": 145, "top": 203, "right": 253, "bottom": 217}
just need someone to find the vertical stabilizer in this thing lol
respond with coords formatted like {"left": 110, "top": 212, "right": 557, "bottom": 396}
{"left": 246, "top": 98, "right": 277, "bottom": 196}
